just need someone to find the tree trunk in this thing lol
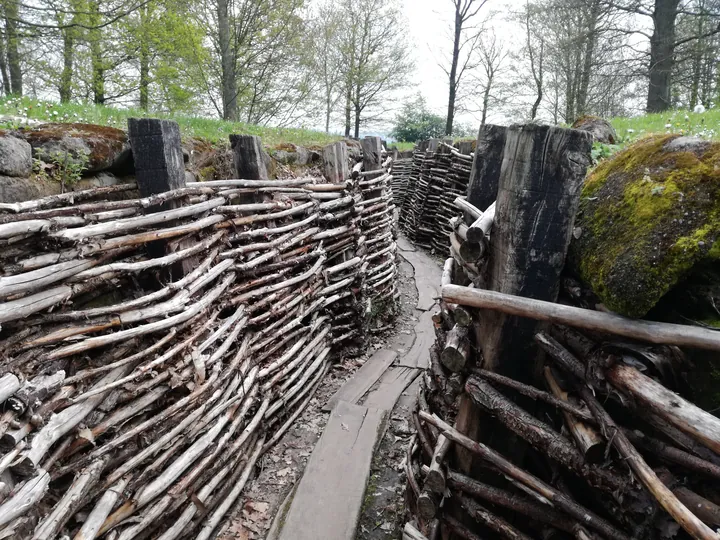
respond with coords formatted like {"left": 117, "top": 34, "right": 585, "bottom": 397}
{"left": 138, "top": 3, "right": 150, "bottom": 111}
{"left": 89, "top": 1, "right": 104, "bottom": 105}
{"left": 530, "top": 39, "right": 544, "bottom": 120}
{"left": 353, "top": 102, "right": 361, "bottom": 139}
{"left": 576, "top": 0, "right": 599, "bottom": 117}
{"left": 0, "top": 27, "right": 11, "bottom": 95}
{"left": 481, "top": 74, "right": 492, "bottom": 126}
{"left": 217, "top": 0, "right": 237, "bottom": 121}
{"left": 59, "top": 28, "right": 74, "bottom": 103}
{"left": 646, "top": 0, "right": 680, "bottom": 113}
{"left": 344, "top": 85, "right": 351, "bottom": 137}
{"left": 445, "top": 9, "right": 462, "bottom": 136}
{"left": 4, "top": 0, "right": 21, "bottom": 96}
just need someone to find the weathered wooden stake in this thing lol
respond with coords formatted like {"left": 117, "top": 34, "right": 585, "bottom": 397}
{"left": 322, "top": 142, "right": 349, "bottom": 184}
{"left": 467, "top": 125, "right": 506, "bottom": 213}
{"left": 127, "top": 118, "right": 190, "bottom": 276}
{"left": 230, "top": 134, "right": 269, "bottom": 180}
{"left": 362, "top": 136, "right": 382, "bottom": 172}
{"left": 480, "top": 124, "right": 592, "bottom": 381}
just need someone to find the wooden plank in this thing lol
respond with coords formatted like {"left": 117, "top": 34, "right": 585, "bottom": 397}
{"left": 278, "top": 401, "right": 387, "bottom": 540}
{"left": 467, "top": 124, "right": 507, "bottom": 213}
{"left": 323, "top": 141, "right": 349, "bottom": 184}
{"left": 229, "top": 134, "right": 269, "bottom": 180}
{"left": 396, "top": 235, "right": 416, "bottom": 252}
{"left": 398, "top": 310, "right": 435, "bottom": 369}
{"left": 323, "top": 349, "right": 397, "bottom": 412}
{"left": 400, "top": 250, "right": 442, "bottom": 311}
{"left": 363, "top": 367, "right": 420, "bottom": 411}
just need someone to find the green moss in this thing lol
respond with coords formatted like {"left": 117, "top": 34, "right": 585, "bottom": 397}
{"left": 573, "top": 134, "right": 720, "bottom": 317}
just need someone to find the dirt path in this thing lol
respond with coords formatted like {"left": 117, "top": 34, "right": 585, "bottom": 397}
{"left": 215, "top": 253, "right": 424, "bottom": 540}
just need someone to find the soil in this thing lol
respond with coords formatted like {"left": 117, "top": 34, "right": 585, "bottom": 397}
{"left": 215, "top": 256, "right": 422, "bottom": 540}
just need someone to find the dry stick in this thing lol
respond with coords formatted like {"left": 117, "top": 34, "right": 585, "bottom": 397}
{"left": 31, "top": 457, "right": 108, "bottom": 539}
{"left": 74, "top": 476, "right": 130, "bottom": 540}
{"left": 218, "top": 200, "right": 315, "bottom": 228}
{"left": 429, "top": 466, "right": 577, "bottom": 534}
{"left": 12, "top": 365, "right": 131, "bottom": 477}
{"left": 194, "top": 436, "right": 266, "bottom": 540}
{"left": 453, "top": 196, "right": 482, "bottom": 220}
{"left": 459, "top": 494, "right": 534, "bottom": 540}
{"left": 464, "top": 376, "right": 626, "bottom": 493}
{"left": 441, "top": 325, "right": 470, "bottom": 372}
{"left": 0, "top": 374, "right": 20, "bottom": 404}
{"left": 188, "top": 177, "right": 314, "bottom": 188}
{"left": 443, "top": 514, "right": 484, "bottom": 540}
{"left": 418, "top": 411, "right": 631, "bottom": 540}
{"left": 45, "top": 272, "right": 235, "bottom": 361}
{"left": 543, "top": 367, "right": 604, "bottom": 463}
{"left": 0, "top": 470, "right": 50, "bottom": 527}
{"left": 606, "top": 363, "right": 720, "bottom": 455}
{"left": 51, "top": 197, "right": 226, "bottom": 241}
{"left": 472, "top": 369, "right": 594, "bottom": 423}
{"left": 537, "top": 334, "right": 720, "bottom": 540}
{"left": 443, "top": 284, "right": 720, "bottom": 352}
{"left": 0, "top": 183, "right": 138, "bottom": 213}
{"left": 466, "top": 201, "right": 495, "bottom": 243}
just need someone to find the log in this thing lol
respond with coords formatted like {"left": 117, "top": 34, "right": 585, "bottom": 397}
{"left": 230, "top": 134, "right": 269, "bottom": 180}
{"left": 74, "top": 477, "right": 130, "bottom": 540}
{"left": 467, "top": 124, "right": 507, "bottom": 213}
{"left": 441, "top": 325, "right": 470, "bottom": 373}
{"left": 362, "top": 136, "right": 382, "bottom": 172}
{"left": 606, "top": 363, "right": 720, "bottom": 455}
{"left": 0, "top": 470, "right": 50, "bottom": 527}
{"left": 466, "top": 201, "right": 495, "bottom": 244}
{"left": 418, "top": 411, "right": 631, "bottom": 540}
{"left": 444, "top": 285, "right": 720, "bottom": 352}
{"left": 459, "top": 494, "right": 534, "bottom": 540}
{"left": 323, "top": 141, "right": 350, "bottom": 184}
{"left": 544, "top": 367, "right": 604, "bottom": 463}
{"left": 577, "top": 379, "right": 719, "bottom": 540}
{"left": 453, "top": 197, "right": 482, "bottom": 220}
{"left": 425, "top": 434, "right": 451, "bottom": 493}
{"left": 479, "top": 124, "right": 592, "bottom": 381}
{"left": 0, "top": 374, "right": 20, "bottom": 404}
{"left": 403, "top": 522, "right": 429, "bottom": 540}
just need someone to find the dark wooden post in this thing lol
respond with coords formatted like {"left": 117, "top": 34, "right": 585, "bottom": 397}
{"left": 361, "top": 136, "right": 382, "bottom": 172}
{"left": 467, "top": 124, "right": 507, "bottom": 213}
{"left": 127, "top": 118, "right": 186, "bottom": 201}
{"left": 322, "top": 141, "right": 349, "bottom": 184}
{"left": 480, "top": 124, "right": 592, "bottom": 381}
{"left": 229, "top": 134, "right": 269, "bottom": 179}
{"left": 127, "top": 118, "right": 190, "bottom": 276}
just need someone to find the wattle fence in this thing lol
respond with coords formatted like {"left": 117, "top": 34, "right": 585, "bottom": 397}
{"left": 0, "top": 120, "right": 398, "bottom": 539}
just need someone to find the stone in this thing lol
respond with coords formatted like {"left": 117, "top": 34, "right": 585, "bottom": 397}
{"left": 74, "top": 172, "right": 121, "bottom": 191}
{"left": 569, "top": 134, "right": 720, "bottom": 318}
{"left": 344, "top": 139, "right": 363, "bottom": 161}
{"left": 0, "top": 175, "right": 60, "bottom": 203}
{"left": 23, "top": 123, "right": 131, "bottom": 173}
{"left": 269, "top": 143, "right": 321, "bottom": 167}
{"left": 0, "top": 134, "right": 32, "bottom": 177}
{"left": 571, "top": 115, "right": 617, "bottom": 144}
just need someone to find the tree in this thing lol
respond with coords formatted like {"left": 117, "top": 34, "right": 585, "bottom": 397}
{"left": 442, "top": 0, "right": 489, "bottom": 135}
{"left": 472, "top": 29, "right": 508, "bottom": 125}
{"left": 4, "top": 0, "right": 22, "bottom": 95}
{"left": 390, "top": 95, "right": 446, "bottom": 142}
{"left": 340, "top": 0, "right": 412, "bottom": 138}
{"left": 308, "top": 1, "right": 344, "bottom": 133}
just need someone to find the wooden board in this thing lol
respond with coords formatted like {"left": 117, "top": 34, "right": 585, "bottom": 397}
{"left": 400, "top": 250, "right": 442, "bottom": 311}
{"left": 277, "top": 401, "right": 387, "bottom": 540}
{"left": 396, "top": 235, "right": 416, "bottom": 252}
{"left": 363, "top": 367, "right": 421, "bottom": 411}
{"left": 323, "top": 349, "right": 397, "bottom": 412}
{"left": 399, "top": 310, "right": 435, "bottom": 369}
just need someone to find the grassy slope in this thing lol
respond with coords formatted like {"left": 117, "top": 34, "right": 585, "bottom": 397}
{"left": 0, "top": 96, "right": 342, "bottom": 148}
{"left": 610, "top": 109, "right": 720, "bottom": 144}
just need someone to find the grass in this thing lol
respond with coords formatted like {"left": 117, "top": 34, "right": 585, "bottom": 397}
{"left": 610, "top": 108, "right": 720, "bottom": 145}
{"left": 0, "top": 96, "right": 343, "bottom": 148}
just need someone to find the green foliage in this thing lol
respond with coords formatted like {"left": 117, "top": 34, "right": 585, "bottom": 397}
{"left": 390, "top": 95, "right": 446, "bottom": 143}
{"left": 610, "top": 108, "right": 720, "bottom": 145}
{"left": 591, "top": 142, "right": 622, "bottom": 164}
{"left": 34, "top": 150, "right": 89, "bottom": 187}
{"left": 0, "top": 96, "right": 342, "bottom": 147}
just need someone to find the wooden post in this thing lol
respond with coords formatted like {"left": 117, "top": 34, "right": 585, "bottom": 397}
{"left": 127, "top": 118, "right": 186, "bottom": 202}
{"left": 127, "top": 118, "right": 191, "bottom": 277}
{"left": 362, "top": 136, "right": 382, "bottom": 172}
{"left": 480, "top": 124, "right": 592, "bottom": 381}
{"left": 322, "top": 141, "right": 349, "bottom": 184}
{"left": 229, "top": 134, "right": 269, "bottom": 180}
{"left": 467, "top": 125, "right": 506, "bottom": 213}
{"left": 456, "top": 140, "right": 473, "bottom": 155}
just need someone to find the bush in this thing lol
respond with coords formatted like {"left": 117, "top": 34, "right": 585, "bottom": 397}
{"left": 390, "top": 95, "right": 446, "bottom": 142}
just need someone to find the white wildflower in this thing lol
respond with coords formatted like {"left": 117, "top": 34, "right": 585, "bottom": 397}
{"left": 694, "top": 104, "right": 706, "bottom": 114}
{"left": 627, "top": 128, "right": 635, "bottom": 134}
{"left": 665, "top": 123, "right": 672, "bottom": 129}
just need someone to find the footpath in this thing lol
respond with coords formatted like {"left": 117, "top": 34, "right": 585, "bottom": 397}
{"left": 261, "top": 236, "right": 442, "bottom": 540}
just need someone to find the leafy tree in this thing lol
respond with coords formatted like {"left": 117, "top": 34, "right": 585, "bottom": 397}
{"left": 390, "top": 95, "right": 446, "bottom": 142}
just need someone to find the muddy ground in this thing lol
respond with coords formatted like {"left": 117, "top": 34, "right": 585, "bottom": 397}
{"left": 215, "top": 257, "right": 421, "bottom": 540}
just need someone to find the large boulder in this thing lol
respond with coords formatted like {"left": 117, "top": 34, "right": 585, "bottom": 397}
{"left": 22, "top": 123, "right": 132, "bottom": 173}
{"left": 269, "top": 143, "right": 321, "bottom": 167}
{"left": 571, "top": 115, "right": 617, "bottom": 144}
{"left": 0, "top": 175, "right": 61, "bottom": 202}
{"left": 569, "top": 134, "right": 720, "bottom": 318}
{"left": 0, "top": 133, "right": 32, "bottom": 177}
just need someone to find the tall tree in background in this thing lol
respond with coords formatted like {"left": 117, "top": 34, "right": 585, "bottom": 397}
{"left": 4, "top": 0, "right": 21, "bottom": 95}
{"left": 309, "top": 0, "right": 344, "bottom": 133}
{"left": 443, "top": 0, "right": 489, "bottom": 135}
{"left": 340, "top": 0, "right": 412, "bottom": 138}
{"left": 473, "top": 29, "right": 508, "bottom": 125}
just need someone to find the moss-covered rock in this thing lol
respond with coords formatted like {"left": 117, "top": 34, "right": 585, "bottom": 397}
{"left": 569, "top": 134, "right": 720, "bottom": 318}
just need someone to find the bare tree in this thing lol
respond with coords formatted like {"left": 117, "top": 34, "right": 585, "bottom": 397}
{"left": 468, "top": 29, "right": 508, "bottom": 125}
{"left": 443, "top": 0, "right": 489, "bottom": 135}
{"left": 309, "top": 1, "right": 344, "bottom": 133}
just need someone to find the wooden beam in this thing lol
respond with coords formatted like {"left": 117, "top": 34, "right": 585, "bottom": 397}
{"left": 444, "top": 285, "right": 720, "bottom": 352}
{"left": 322, "top": 141, "right": 349, "bottom": 184}
{"left": 229, "top": 134, "right": 269, "bottom": 180}
{"left": 362, "top": 136, "right": 382, "bottom": 172}
{"left": 467, "top": 124, "right": 506, "bottom": 213}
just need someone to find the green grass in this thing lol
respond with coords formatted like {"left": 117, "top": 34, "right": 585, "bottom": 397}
{"left": 610, "top": 108, "right": 720, "bottom": 145}
{"left": 388, "top": 141, "right": 415, "bottom": 152}
{"left": 0, "top": 96, "right": 342, "bottom": 148}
